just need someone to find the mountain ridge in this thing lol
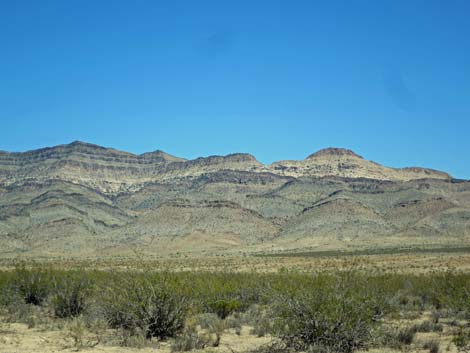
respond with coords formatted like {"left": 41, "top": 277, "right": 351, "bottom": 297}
{"left": 0, "top": 141, "right": 467, "bottom": 258}
{"left": 0, "top": 141, "right": 453, "bottom": 194}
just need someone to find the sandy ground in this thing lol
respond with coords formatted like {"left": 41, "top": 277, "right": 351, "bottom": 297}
{"left": 0, "top": 318, "right": 462, "bottom": 353}
{"left": 0, "top": 323, "right": 272, "bottom": 353}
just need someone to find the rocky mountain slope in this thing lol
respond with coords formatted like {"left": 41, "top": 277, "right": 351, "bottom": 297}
{"left": 0, "top": 141, "right": 467, "bottom": 258}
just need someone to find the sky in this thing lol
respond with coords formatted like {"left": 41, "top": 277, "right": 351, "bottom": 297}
{"left": 1, "top": 1, "right": 469, "bottom": 178}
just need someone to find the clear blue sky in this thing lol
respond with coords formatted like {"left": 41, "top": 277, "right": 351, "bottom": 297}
{"left": 1, "top": 1, "right": 469, "bottom": 178}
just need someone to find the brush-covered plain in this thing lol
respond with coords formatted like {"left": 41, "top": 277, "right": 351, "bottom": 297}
{"left": 2, "top": 257, "right": 470, "bottom": 353}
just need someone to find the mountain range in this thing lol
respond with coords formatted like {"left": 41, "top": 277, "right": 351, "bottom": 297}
{"left": 0, "top": 141, "right": 468, "bottom": 258}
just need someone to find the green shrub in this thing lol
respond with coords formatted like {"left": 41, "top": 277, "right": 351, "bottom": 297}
{"left": 100, "top": 273, "right": 188, "bottom": 340}
{"left": 192, "top": 313, "right": 224, "bottom": 340}
{"left": 273, "top": 273, "right": 379, "bottom": 353}
{"left": 397, "top": 326, "right": 417, "bottom": 345}
{"left": 423, "top": 339, "right": 440, "bottom": 353}
{"left": 12, "top": 265, "right": 51, "bottom": 305}
{"left": 52, "top": 272, "right": 93, "bottom": 318}
{"left": 372, "top": 324, "right": 418, "bottom": 349}
{"left": 207, "top": 298, "right": 241, "bottom": 319}
{"left": 453, "top": 328, "right": 470, "bottom": 353}
{"left": 192, "top": 272, "right": 268, "bottom": 318}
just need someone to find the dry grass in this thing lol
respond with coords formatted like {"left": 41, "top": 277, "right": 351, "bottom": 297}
{"left": 2, "top": 250, "right": 470, "bottom": 274}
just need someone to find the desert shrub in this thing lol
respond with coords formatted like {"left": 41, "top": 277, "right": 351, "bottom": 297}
{"left": 191, "top": 272, "right": 269, "bottom": 318}
{"left": 207, "top": 298, "right": 241, "bottom": 319}
{"left": 431, "top": 310, "right": 442, "bottom": 323}
{"left": 224, "top": 311, "right": 243, "bottom": 335}
{"left": 100, "top": 272, "right": 188, "bottom": 340}
{"left": 63, "top": 316, "right": 102, "bottom": 350}
{"left": 397, "top": 326, "right": 417, "bottom": 345}
{"left": 1, "top": 300, "right": 54, "bottom": 328}
{"left": 368, "top": 324, "right": 400, "bottom": 349}
{"left": 222, "top": 305, "right": 272, "bottom": 336}
{"left": 233, "top": 304, "right": 273, "bottom": 337}
{"left": 0, "top": 271, "right": 28, "bottom": 321}
{"left": 422, "top": 339, "right": 440, "bottom": 353}
{"left": 171, "top": 325, "right": 207, "bottom": 352}
{"left": 192, "top": 312, "right": 224, "bottom": 333}
{"left": 440, "top": 275, "right": 470, "bottom": 318}
{"left": 171, "top": 313, "right": 223, "bottom": 352}
{"left": 453, "top": 328, "right": 470, "bottom": 353}
{"left": 372, "top": 325, "right": 418, "bottom": 349}
{"left": 272, "top": 273, "right": 380, "bottom": 353}
{"left": 251, "top": 317, "right": 271, "bottom": 337}
{"left": 249, "top": 306, "right": 272, "bottom": 337}
{"left": 52, "top": 271, "right": 93, "bottom": 318}
{"left": 0, "top": 272, "right": 14, "bottom": 306}
{"left": 11, "top": 265, "right": 52, "bottom": 305}
{"left": 390, "top": 292, "right": 425, "bottom": 312}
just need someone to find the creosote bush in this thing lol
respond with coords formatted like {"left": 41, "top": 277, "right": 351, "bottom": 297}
{"left": 422, "top": 339, "right": 440, "bottom": 353}
{"left": 100, "top": 273, "right": 188, "bottom": 340}
{"left": 207, "top": 298, "right": 241, "bottom": 319}
{"left": 452, "top": 328, "right": 470, "bottom": 353}
{"left": 397, "top": 326, "right": 416, "bottom": 345}
{"left": 273, "top": 272, "right": 381, "bottom": 353}
{"left": 52, "top": 271, "right": 93, "bottom": 318}
{"left": 12, "top": 265, "right": 52, "bottom": 306}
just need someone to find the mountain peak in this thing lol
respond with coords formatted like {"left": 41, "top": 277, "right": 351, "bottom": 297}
{"left": 69, "top": 140, "right": 92, "bottom": 146}
{"left": 67, "top": 140, "right": 107, "bottom": 150}
{"left": 307, "top": 147, "right": 363, "bottom": 160}
{"left": 225, "top": 153, "right": 259, "bottom": 162}
{"left": 140, "top": 150, "right": 186, "bottom": 162}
